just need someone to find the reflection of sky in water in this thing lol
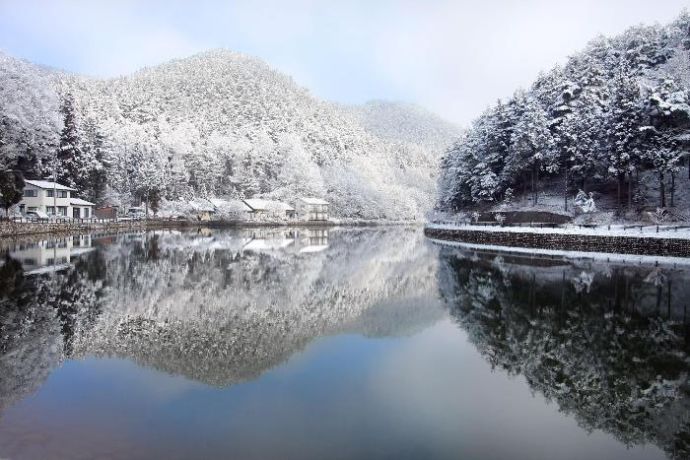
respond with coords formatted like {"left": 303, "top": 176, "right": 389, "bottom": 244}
{"left": 0, "top": 320, "right": 664, "bottom": 460}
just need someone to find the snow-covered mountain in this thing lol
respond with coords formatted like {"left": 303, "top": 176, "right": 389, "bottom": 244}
{"left": 0, "top": 49, "right": 460, "bottom": 219}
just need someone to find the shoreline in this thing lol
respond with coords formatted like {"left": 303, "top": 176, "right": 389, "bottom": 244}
{"left": 424, "top": 224, "right": 690, "bottom": 258}
{"left": 0, "top": 218, "right": 419, "bottom": 242}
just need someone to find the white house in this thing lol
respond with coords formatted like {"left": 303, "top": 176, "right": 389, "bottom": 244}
{"left": 18, "top": 180, "right": 95, "bottom": 218}
{"left": 296, "top": 197, "right": 329, "bottom": 221}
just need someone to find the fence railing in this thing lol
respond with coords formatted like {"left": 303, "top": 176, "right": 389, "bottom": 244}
{"left": 8, "top": 216, "right": 152, "bottom": 224}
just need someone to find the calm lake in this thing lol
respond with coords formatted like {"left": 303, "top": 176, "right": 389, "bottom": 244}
{"left": 0, "top": 227, "right": 688, "bottom": 460}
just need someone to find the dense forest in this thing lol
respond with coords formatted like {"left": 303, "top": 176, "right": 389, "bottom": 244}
{"left": 0, "top": 50, "right": 460, "bottom": 220}
{"left": 438, "top": 12, "right": 690, "bottom": 218}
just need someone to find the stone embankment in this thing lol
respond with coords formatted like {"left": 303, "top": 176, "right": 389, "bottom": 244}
{"left": 0, "top": 219, "right": 180, "bottom": 238}
{"left": 424, "top": 226, "right": 690, "bottom": 257}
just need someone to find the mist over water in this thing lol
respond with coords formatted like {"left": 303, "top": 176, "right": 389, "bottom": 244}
{"left": 0, "top": 227, "right": 687, "bottom": 459}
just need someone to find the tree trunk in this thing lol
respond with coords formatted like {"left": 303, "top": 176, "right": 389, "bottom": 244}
{"left": 533, "top": 163, "right": 539, "bottom": 206}
{"left": 564, "top": 167, "right": 569, "bottom": 212}
{"left": 627, "top": 172, "right": 632, "bottom": 210}
{"left": 617, "top": 175, "right": 622, "bottom": 212}
{"left": 671, "top": 171, "right": 675, "bottom": 207}
{"left": 659, "top": 171, "right": 666, "bottom": 208}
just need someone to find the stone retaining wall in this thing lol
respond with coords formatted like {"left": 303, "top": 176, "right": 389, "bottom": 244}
{"left": 0, "top": 219, "right": 181, "bottom": 238}
{"left": 424, "top": 227, "right": 690, "bottom": 257}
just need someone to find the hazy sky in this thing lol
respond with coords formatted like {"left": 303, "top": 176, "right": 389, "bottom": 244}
{"left": 0, "top": 0, "right": 687, "bottom": 125}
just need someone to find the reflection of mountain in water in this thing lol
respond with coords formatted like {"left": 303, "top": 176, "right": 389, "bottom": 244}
{"left": 437, "top": 245, "right": 690, "bottom": 460}
{"left": 0, "top": 228, "right": 441, "bottom": 406}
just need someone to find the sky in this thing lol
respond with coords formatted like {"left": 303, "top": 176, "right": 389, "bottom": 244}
{"left": 0, "top": 0, "right": 688, "bottom": 125}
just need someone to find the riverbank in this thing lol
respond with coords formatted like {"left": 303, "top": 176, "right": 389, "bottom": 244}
{"left": 0, "top": 218, "right": 417, "bottom": 239}
{"left": 424, "top": 223, "right": 690, "bottom": 257}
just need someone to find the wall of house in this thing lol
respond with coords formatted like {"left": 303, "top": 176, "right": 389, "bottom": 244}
{"left": 296, "top": 202, "right": 329, "bottom": 221}
{"left": 20, "top": 186, "right": 71, "bottom": 215}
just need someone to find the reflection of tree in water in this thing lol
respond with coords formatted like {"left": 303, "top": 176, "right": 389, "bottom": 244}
{"left": 1, "top": 229, "right": 441, "bottom": 401}
{"left": 0, "top": 251, "right": 105, "bottom": 411}
{"left": 438, "top": 247, "right": 690, "bottom": 460}
{"left": 70, "top": 228, "right": 440, "bottom": 387}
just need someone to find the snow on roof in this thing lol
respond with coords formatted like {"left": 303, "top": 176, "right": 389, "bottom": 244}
{"left": 208, "top": 198, "right": 252, "bottom": 212}
{"left": 25, "top": 180, "right": 76, "bottom": 191}
{"left": 189, "top": 199, "right": 216, "bottom": 212}
{"left": 70, "top": 198, "right": 95, "bottom": 206}
{"left": 299, "top": 197, "right": 329, "bottom": 205}
{"left": 243, "top": 199, "right": 294, "bottom": 212}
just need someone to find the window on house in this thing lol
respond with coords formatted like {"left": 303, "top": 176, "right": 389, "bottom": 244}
{"left": 57, "top": 206, "right": 67, "bottom": 216}
{"left": 84, "top": 208, "right": 90, "bottom": 218}
{"left": 23, "top": 189, "right": 37, "bottom": 197}
{"left": 47, "top": 190, "right": 68, "bottom": 198}
{"left": 46, "top": 206, "right": 55, "bottom": 215}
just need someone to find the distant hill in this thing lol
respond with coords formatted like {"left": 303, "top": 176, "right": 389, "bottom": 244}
{"left": 349, "top": 100, "right": 463, "bottom": 152}
{"left": 0, "top": 49, "right": 460, "bottom": 219}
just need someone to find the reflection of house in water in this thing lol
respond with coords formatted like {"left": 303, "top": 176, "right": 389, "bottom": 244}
{"left": 240, "top": 229, "right": 329, "bottom": 255}
{"left": 242, "top": 229, "right": 296, "bottom": 253}
{"left": 298, "top": 229, "right": 329, "bottom": 253}
{"left": 10, "top": 235, "right": 95, "bottom": 275}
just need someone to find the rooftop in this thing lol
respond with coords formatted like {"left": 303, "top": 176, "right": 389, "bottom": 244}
{"left": 25, "top": 180, "right": 76, "bottom": 191}
{"left": 243, "top": 199, "right": 295, "bottom": 212}
{"left": 70, "top": 198, "right": 95, "bottom": 206}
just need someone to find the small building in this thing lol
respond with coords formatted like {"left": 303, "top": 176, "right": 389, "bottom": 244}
{"left": 296, "top": 197, "right": 329, "bottom": 221}
{"left": 70, "top": 198, "right": 95, "bottom": 219}
{"left": 189, "top": 199, "right": 216, "bottom": 221}
{"left": 243, "top": 199, "right": 295, "bottom": 219}
{"left": 95, "top": 206, "right": 119, "bottom": 220}
{"left": 208, "top": 198, "right": 252, "bottom": 220}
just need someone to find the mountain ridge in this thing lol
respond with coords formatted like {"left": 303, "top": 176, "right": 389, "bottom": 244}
{"left": 0, "top": 48, "right": 461, "bottom": 219}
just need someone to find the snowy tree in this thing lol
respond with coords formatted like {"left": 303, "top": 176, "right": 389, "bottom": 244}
{"left": 0, "top": 169, "right": 24, "bottom": 218}
{"left": 509, "top": 94, "right": 556, "bottom": 205}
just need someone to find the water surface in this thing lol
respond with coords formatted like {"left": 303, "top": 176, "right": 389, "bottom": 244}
{"left": 0, "top": 228, "right": 688, "bottom": 459}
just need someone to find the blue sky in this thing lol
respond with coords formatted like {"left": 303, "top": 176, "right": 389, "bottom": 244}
{"left": 0, "top": 0, "right": 687, "bottom": 124}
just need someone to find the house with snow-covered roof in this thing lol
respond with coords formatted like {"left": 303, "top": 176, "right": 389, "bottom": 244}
{"left": 208, "top": 198, "right": 252, "bottom": 220}
{"left": 243, "top": 199, "right": 295, "bottom": 219}
{"left": 296, "top": 197, "right": 329, "bottom": 221}
{"left": 18, "top": 180, "right": 95, "bottom": 218}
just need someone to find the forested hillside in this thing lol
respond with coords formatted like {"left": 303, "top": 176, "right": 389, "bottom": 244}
{"left": 0, "top": 50, "right": 458, "bottom": 219}
{"left": 438, "top": 12, "right": 690, "bottom": 219}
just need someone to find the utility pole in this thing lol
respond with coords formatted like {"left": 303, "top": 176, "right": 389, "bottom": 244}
{"left": 52, "top": 151, "right": 57, "bottom": 218}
